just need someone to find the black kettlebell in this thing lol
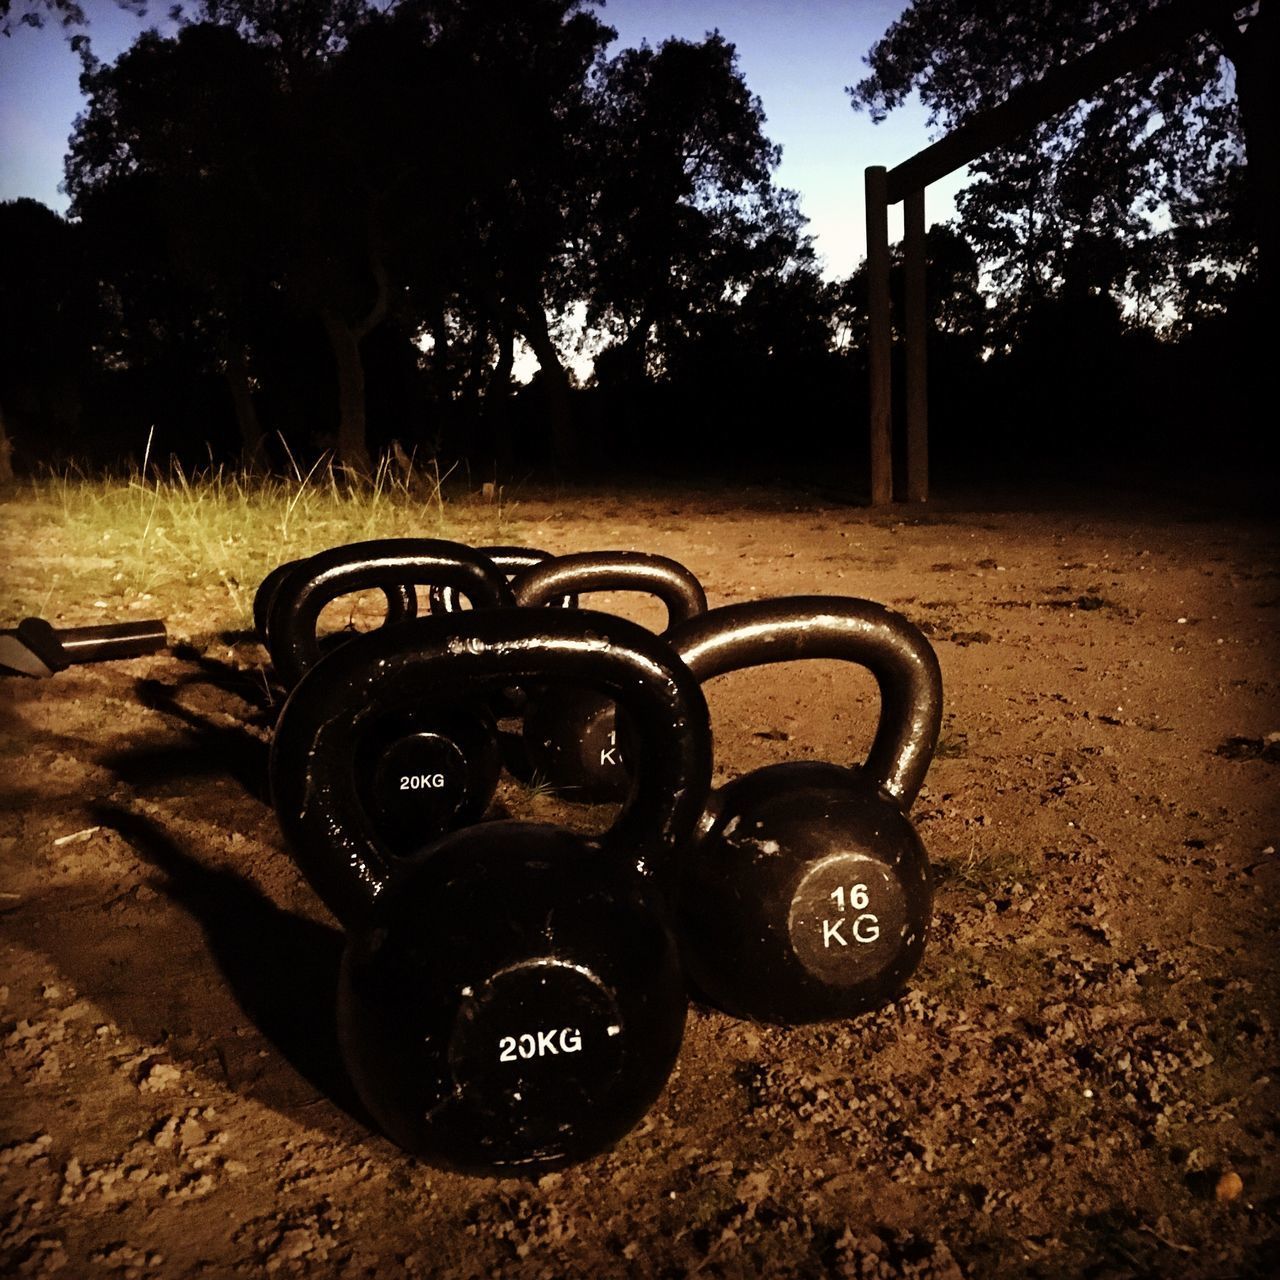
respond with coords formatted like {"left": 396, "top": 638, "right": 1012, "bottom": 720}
{"left": 666, "top": 597, "right": 943, "bottom": 1025}
{"left": 266, "top": 539, "right": 516, "bottom": 845}
{"left": 253, "top": 555, "right": 414, "bottom": 652}
{"left": 269, "top": 608, "right": 712, "bottom": 1173}
{"left": 428, "top": 546, "right": 577, "bottom": 615}
{"left": 265, "top": 538, "right": 514, "bottom": 690}
{"left": 428, "top": 545, "right": 577, "bottom": 722}
{"left": 513, "top": 552, "right": 707, "bottom": 802}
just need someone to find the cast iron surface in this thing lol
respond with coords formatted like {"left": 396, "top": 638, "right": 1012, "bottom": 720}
{"left": 0, "top": 617, "right": 167, "bottom": 677}
{"left": 666, "top": 596, "right": 944, "bottom": 1024}
{"left": 264, "top": 538, "right": 514, "bottom": 689}
{"left": 429, "top": 546, "right": 576, "bottom": 613}
{"left": 513, "top": 552, "right": 709, "bottom": 802}
{"left": 355, "top": 702, "right": 502, "bottom": 855}
{"left": 269, "top": 608, "right": 713, "bottom": 1172}
{"left": 252, "top": 555, "right": 415, "bottom": 651}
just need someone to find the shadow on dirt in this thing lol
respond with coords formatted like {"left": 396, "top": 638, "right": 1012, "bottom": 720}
{"left": 0, "top": 798, "right": 375, "bottom": 1144}
{"left": 97, "top": 674, "right": 273, "bottom": 805}
{"left": 169, "top": 641, "right": 279, "bottom": 714}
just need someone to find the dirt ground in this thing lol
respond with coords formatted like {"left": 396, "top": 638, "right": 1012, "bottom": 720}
{"left": 2, "top": 481, "right": 1277, "bottom": 1278}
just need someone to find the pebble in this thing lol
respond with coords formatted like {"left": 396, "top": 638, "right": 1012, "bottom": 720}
{"left": 1215, "top": 1171, "right": 1243, "bottom": 1203}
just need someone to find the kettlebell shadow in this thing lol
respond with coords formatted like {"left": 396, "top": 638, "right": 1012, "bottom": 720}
{"left": 89, "top": 803, "right": 371, "bottom": 1131}
{"left": 97, "top": 675, "right": 273, "bottom": 805}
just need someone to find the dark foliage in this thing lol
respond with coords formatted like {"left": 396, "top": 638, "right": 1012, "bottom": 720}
{"left": 849, "top": 1, "right": 1272, "bottom": 330}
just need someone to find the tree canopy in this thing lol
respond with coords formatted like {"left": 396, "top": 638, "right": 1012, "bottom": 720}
{"left": 849, "top": 0, "right": 1273, "bottom": 333}
{"left": 60, "top": 0, "right": 813, "bottom": 474}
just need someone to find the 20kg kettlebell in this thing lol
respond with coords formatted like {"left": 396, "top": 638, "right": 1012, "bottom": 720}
{"left": 667, "top": 596, "right": 943, "bottom": 1025}
{"left": 513, "top": 552, "right": 707, "bottom": 802}
{"left": 266, "top": 540, "right": 516, "bottom": 843}
{"left": 269, "top": 608, "right": 712, "bottom": 1173}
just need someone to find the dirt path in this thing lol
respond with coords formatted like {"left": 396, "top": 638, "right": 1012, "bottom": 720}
{"left": 2, "top": 486, "right": 1277, "bottom": 1278}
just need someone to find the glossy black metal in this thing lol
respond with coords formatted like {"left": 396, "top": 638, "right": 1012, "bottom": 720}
{"left": 269, "top": 608, "right": 712, "bottom": 1173}
{"left": 666, "top": 596, "right": 944, "bottom": 1025}
{"left": 253, "top": 558, "right": 304, "bottom": 644}
{"left": 253, "top": 554, "right": 416, "bottom": 654}
{"left": 0, "top": 617, "right": 167, "bottom": 677}
{"left": 429, "top": 546, "right": 576, "bottom": 614}
{"left": 513, "top": 552, "right": 708, "bottom": 802}
{"left": 355, "top": 704, "right": 502, "bottom": 855}
{"left": 264, "top": 538, "right": 514, "bottom": 690}
{"left": 427, "top": 546, "right": 576, "bottom": 725}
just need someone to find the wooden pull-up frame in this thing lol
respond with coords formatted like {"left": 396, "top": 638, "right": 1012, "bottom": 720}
{"left": 863, "top": 0, "right": 1228, "bottom": 504}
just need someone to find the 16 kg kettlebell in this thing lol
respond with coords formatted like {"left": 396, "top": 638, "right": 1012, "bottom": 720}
{"left": 667, "top": 597, "right": 943, "bottom": 1025}
{"left": 513, "top": 552, "right": 707, "bottom": 802}
{"left": 267, "top": 539, "right": 516, "bottom": 844}
{"left": 269, "top": 608, "right": 712, "bottom": 1173}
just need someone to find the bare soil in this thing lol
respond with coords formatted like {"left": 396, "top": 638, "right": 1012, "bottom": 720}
{"left": 2, "top": 483, "right": 1277, "bottom": 1278}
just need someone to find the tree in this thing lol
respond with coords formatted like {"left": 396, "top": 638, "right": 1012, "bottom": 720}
{"left": 67, "top": 24, "right": 283, "bottom": 468}
{"left": 1, "top": 1, "right": 88, "bottom": 36}
{"left": 413, "top": 0, "right": 616, "bottom": 467}
{"left": 849, "top": 1, "right": 1274, "bottom": 330}
{"left": 58, "top": 0, "right": 820, "bottom": 473}
{"left": 65, "top": 0, "right": 619, "bottom": 474}
{"left": 585, "top": 33, "right": 812, "bottom": 383}
{"left": 0, "top": 199, "right": 101, "bottom": 474}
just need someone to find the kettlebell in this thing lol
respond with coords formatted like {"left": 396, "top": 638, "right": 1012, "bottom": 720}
{"left": 513, "top": 552, "right": 708, "bottom": 802}
{"left": 428, "top": 546, "right": 576, "bottom": 615}
{"left": 429, "top": 545, "right": 576, "bottom": 722}
{"left": 666, "top": 596, "right": 943, "bottom": 1025}
{"left": 266, "top": 539, "right": 516, "bottom": 844}
{"left": 269, "top": 608, "right": 712, "bottom": 1173}
{"left": 265, "top": 538, "right": 514, "bottom": 690}
{"left": 253, "top": 555, "right": 414, "bottom": 652}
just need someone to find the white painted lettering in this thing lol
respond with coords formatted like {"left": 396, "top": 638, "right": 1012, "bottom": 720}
{"left": 852, "top": 914, "right": 881, "bottom": 944}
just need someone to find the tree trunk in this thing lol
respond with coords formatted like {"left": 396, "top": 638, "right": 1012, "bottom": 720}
{"left": 312, "top": 225, "right": 391, "bottom": 483}
{"left": 0, "top": 404, "right": 14, "bottom": 485}
{"left": 482, "top": 323, "right": 516, "bottom": 470}
{"left": 516, "top": 300, "right": 575, "bottom": 469}
{"left": 321, "top": 310, "right": 374, "bottom": 481}
{"left": 1223, "top": 2, "right": 1277, "bottom": 301}
{"left": 224, "top": 344, "right": 267, "bottom": 473}
{"left": 430, "top": 305, "right": 452, "bottom": 402}
{"left": 618, "top": 311, "right": 655, "bottom": 381}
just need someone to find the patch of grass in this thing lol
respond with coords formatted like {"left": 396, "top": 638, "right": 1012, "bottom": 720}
{"left": 0, "top": 450, "right": 498, "bottom": 629}
{"left": 934, "top": 731, "right": 969, "bottom": 759}
{"left": 935, "top": 842, "right": 1040, "bottom": 893}
{"left": 513, "top": 770, "right": 558, "bottom": 802}
{"left": 919, "top": 942, "right": 989, "bottom": 1001}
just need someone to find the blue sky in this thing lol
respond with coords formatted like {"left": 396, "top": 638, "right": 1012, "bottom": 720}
{"left": 0, "top": 0, "right": 968, "bottom": 280}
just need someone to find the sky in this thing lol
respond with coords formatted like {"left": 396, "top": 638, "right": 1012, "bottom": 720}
{"left": 0, "top": 0, "right": 969, "bottom": 282}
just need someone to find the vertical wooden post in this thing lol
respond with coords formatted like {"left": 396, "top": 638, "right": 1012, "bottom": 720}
{"left": 864, "top": 165, "right": 892, "bottom": 506}
{"left": 903, "top": 186, "right": 929, "bottom": 503}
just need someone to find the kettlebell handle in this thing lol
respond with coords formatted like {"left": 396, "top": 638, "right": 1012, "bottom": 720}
{"left": 270, "top": 608, "right": 712, "bottom": 930}
{"left": 430, "top": 546, "right": 575, "bottom": 614}
{"left": 513, "top": 552, "right": 707, "bottom": 630}
{"left": 667, "top": 597, "right": 942, "bottom": 809}
{"left": 266, "top": 539, "right": 515, "bottom": 688}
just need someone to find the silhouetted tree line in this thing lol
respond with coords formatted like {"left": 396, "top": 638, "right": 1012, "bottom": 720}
{"left": 0, "top": 0, "right": 1267, "bottom": 484}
